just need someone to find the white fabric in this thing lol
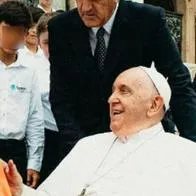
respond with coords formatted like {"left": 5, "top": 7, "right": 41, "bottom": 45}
{"left": 140, "top": 66, "right": 171, "bottom": 111}
{"left": 37, "top": 4, "right": 56, "bottom": 13}
{"left": 89, "top": 3, "right": 119, "bottom": 55}
{"left": 22, "top": 123, "right": 196, "bottom": 195}
{"left": 132, "top": 0, "right": 143, "bottom": 3}
{"left": 0, "top": 54, "right": 44, "bottom": 171}
{"left": 18, "top": 46, "right": 46, "bottom": 69}
{"left": 18, "top": 47, "right": 58, "bottom": 131}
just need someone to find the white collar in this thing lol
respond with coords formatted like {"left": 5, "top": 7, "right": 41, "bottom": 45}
{"left": 37, "top": 4, "right": 56, "bottom": 12}
{"left": 0, "top": 53, "right": 26, "bottom": 69}
{"left": 116, "top": 122, "right": 164, "bottom": 144}
{"left": 91, "top": 2, "right": 119, "bottom": 36}
{"left": 22, "top": 46, "right": 43, "bottom": 57}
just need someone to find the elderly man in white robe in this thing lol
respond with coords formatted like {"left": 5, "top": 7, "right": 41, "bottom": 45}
{"left": 2, "top": 66, "right": 196, "bottom": 196}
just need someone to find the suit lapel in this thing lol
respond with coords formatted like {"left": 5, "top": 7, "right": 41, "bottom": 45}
{"left": 70, "top": 13, "right": 101, "bottom": 75}
{"left": 104, "top": 0, "right": 143, "bottom": 75}
{"left": 69, "top": 2, "right": 145, "bottom": 80}
{"left": 71, "top": 15, "right": 92, "bottom": 59}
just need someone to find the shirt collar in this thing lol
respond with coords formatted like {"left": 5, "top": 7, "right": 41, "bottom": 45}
{"left": 22, "top": 46, "right": 43, "bottom": 57}
{"left": 0, "top": 53, "right": 27, "bottom": 69}
{"left": 91, "top": 2, "right": 119, "bottom": 36}
{"left": 117, "top": 122, "right": 164, "bottom": 144}
{"left": 37, "top": 4, "right": 56, "bottom": 12}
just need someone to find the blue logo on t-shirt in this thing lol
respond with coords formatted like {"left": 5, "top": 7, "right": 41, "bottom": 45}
{"left": 10, "top": 84, "right": 17, "bottom": 91}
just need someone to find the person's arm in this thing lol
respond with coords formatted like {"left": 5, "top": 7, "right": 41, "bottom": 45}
{"left": 48, "top": 15, "right": 85, "bottom": 159}
{"left": 25, "top": 70, "right": 45, "bottom": 188}
{"left": 3, "top": 138, "right": 86, "bottom": 196}
{"left": 2, "top": 160, "right": 47, "bottom": 196}
{"left": 152, "top": 8, "right": 196, "bottom": 141}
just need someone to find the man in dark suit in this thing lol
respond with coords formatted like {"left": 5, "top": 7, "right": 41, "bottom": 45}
{"left": 193, "top": 74, "right": 196, "bottom": 91}
{"left": 48, "top": 0, "right": 196, "bottom": 159}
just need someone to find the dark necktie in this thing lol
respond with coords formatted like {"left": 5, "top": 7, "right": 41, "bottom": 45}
{"left": 94, "top": 27, "right": 106, "bottom": 73}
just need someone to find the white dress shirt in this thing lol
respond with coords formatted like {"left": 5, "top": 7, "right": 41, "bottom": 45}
{"left": 0, "top": 54, "right": 44, "bottom": 171}
{"left": 22, "top": 123, "right": 196, "bottom": 195}
{"left": 18, "top": 46, "right": 46, "bottom": 69}
{"left": 18, "top": 47, "right": 58, "bottom": 132}
{"left": 89, "top": 3, "right": 119, "bottom": 55}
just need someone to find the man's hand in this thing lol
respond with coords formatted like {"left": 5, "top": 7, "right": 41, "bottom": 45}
{"left": 1, "top": 159, "right": 23, "bottom": 196}
{"left": 27, "top": 169, "right": 40, "bottom": 188}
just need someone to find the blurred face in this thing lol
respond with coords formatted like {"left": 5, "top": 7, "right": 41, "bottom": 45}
{"left": 39, "top": 31, "right": 49, "bottom": 59}
{"left": 39, "top": 0, "right": 52, "bottom": 6}
{"left": 108, "top": 69, "right": 153, "bottom": 136}
{"left": 76, "top": 0, "right": 117, "bottom": 27}
{"left": 0, "top": 0, "right": 7, "bottom": 4}
{"left": 24, "top": 24, "right": 38, "bottom": 46}
{"left": 0, "top": 22, "right": 27, "bottom": 55}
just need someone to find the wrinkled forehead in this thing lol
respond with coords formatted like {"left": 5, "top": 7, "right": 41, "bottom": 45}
{"left": 113, "top": 68, "right": 157, "bottom": 95}
{"left": 114, "top": 68, "right": 145, "bottom": 86}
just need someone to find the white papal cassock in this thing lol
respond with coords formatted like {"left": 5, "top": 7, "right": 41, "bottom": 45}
{"left": 22, "top": 123, "right": 196, "bottom": 196}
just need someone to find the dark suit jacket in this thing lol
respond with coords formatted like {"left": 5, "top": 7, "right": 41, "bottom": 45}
{"left": 48, "top": 0, "right": 196, "bottom": 157}
{"left": 193, "top": 74, "right": 196, "bottom": 92}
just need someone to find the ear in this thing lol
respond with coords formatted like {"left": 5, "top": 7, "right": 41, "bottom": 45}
{"left": 147, "top": 95, "right": 164, "bottom": 117}
{"left": 24, "top": 33, "right": 28, "bottom": 40}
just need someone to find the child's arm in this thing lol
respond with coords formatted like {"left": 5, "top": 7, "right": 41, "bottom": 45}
{"left": 25, "top": 70, "right": 45, "bottom": 188}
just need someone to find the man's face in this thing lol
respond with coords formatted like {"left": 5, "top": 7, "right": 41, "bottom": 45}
{"left": 108, "top": 69, "right": 152, "bottom": 136}
{"left": 39, "top": 31, "right": 49, "bottom": 59}
{"left": 39, "top": 0, "right": 52, "bottom": 6}
{"left": 0, "top": 22, "right": 27, "bottom": 54}
{"left": 24, "top": 25, "right": 39, "bottom": 47}
{"left": 76, "top": 0, "right": 117, "bottom": 27}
